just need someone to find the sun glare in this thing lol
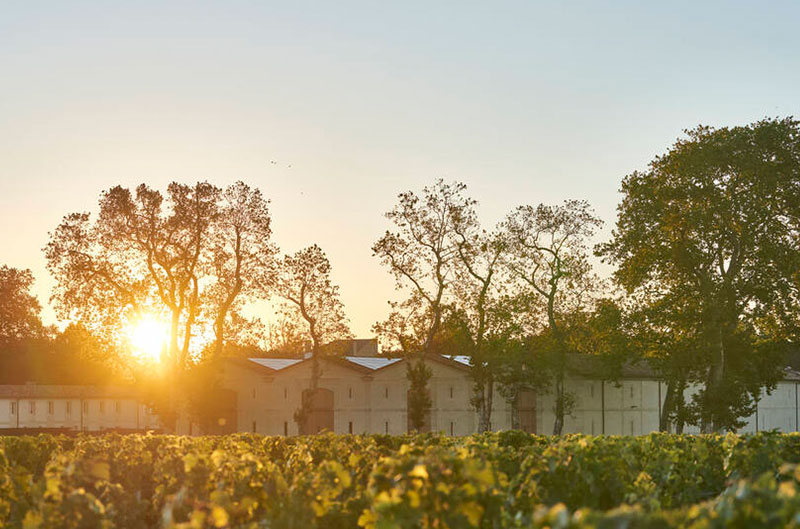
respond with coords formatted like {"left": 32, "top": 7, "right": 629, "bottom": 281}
{"left": 128, "top": 316, "right": 168, "bottom": 361}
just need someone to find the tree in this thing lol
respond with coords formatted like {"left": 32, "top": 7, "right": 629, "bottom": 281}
{"left": 503, "top": 200, "right": 603, "bottom": 434}
{"left": 272, "top": 245, "right": 351, "bottom": 431}
{"left": 45, "top": 181, "right": 276, "bottom": 369}
{"left": 207, "top": 182, "right": 277, "bottom": 358}
{"left": 598, "top": 117, "right": 800, "bottom": 432}
{"left": 373, "top": 180, "right": 474, "bottom": 431}
{"left": 0, "top": 265, "right": 49, "bottom": 345}
{"left": 450, "top": 217, "right": 514, "bottom": 432}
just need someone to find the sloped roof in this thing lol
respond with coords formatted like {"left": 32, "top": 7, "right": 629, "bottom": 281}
{"left": 240, "top": 353, "right": 469, "bottom": 374}
{"left": 249, "top": 358, "right": 303, "bottom": 371}
{"left": 345, "top": 356, "right": 402, "bottom": 370}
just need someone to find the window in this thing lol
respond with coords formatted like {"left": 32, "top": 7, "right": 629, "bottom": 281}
{"left": 384, "top": 421, "right": 389, "bottom": 434}
{"left": 99, "top": 401, "right": 105, "bottom": 413}
{"left": 29, "top": 401, "right": 35, "bottom": 414}
{"left": 449, "top": 387, "right": 454, "bottom": 399}
{"left": 48, "top": 401, "right": 54, "bottom": 415}
{"left": 630, "top": 420, "right": 634, "bottom": 435}
{"left": 384, "top": 387, "right": 389, "bottom": 399}
{"left": 66, "top": 401, "right": 71, "bottom": 415}
{"left": 115, "top": 401, "right": 121, "bottom": 413}
{"left": 252, "top": 421, "right": 257, "bottom": 433}
{"left": 348, "top": 421, "right": 353, "bottom": 434}
{"left": 630, "top": 386, "right": 634, "bottom": 398}
{"left": 9, "top": 402, "right": 16, "bottom": 415}
{"left": 348, "top": 387, "right": 353, "bottom": 399}
{"left": 284, "top": 387, "right": 288, "bottom": 400}
{"left": 450, "top": 421, "right": 454, "bottom": 436}
{"left": 283, "top": 421, "right": 288, "bottom": 436}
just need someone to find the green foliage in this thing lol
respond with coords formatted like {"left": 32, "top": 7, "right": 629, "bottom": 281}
{"left": 6, "top": 432, "right": 800, "bottom": 528}
{"left": 598, "top": 117, "right": 800, "bottom": 431}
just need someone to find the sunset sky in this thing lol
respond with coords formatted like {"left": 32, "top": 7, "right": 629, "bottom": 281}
{"left": 2, "top": 1, "right": 799, "bottom": 336}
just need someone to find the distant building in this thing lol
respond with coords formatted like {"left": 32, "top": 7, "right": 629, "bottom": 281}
{"left": 206, "top": 339, "right": 800, "bottom": 436}
{"left": 0, "top": 384, "right": 161, "bottom": 433}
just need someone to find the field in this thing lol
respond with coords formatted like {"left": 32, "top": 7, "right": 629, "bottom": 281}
{"left": 3, "top": 432, "right": 800, "bottom": 528}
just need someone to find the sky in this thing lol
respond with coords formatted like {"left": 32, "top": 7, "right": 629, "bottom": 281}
{"left": 1, "top": 1, "right": 799, "bottom": 337}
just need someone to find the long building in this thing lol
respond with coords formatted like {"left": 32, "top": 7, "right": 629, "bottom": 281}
{"left": 207, "top": 339, "right": 800, "bottom": 436}
{"left": 0, "top": 384, "right": 161, "bottom": 433}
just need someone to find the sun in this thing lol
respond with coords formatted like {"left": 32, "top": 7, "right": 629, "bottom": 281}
{"left": 127, "top": 316, "right": 168, "bottom": 361}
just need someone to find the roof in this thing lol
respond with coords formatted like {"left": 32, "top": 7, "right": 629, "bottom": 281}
{"left": 345, "top": 356, "right": 402, "bottom": 370}
{"left": 239, "top": 353, "right": 470, "bottom": 375}
{"left": 248, "top": 358, "right": 303, "bottom": 371}
{"left": 0, "top": 385, "right": 142, "bottom": 399}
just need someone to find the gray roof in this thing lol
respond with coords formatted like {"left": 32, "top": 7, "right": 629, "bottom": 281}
{"left": 345, "top": 356, "right": 402, "bottom": 370}
{"left": 247, "top": 356, "right": 403, "bottom": 372}
{"left": 248, "top": 358, "right": 303, "bottom": 371}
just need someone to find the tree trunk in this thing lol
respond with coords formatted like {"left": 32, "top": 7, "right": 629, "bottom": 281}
{"left": 702, "top": 319, "right": 726, "bottom": 433}
{"left": 169, "top": 310, "right": 181, "bottom": 366}
{"left": 484, "top": 377, "right": 494, "bottom": 432}
{"left": 510, "top": 392, "right": 520, "bottom": 430}
{"left": 660, "top": 381, "right": 676, "bottom": 432}
{"left": 552, "top": 369, "right": 565, "bottom": 435}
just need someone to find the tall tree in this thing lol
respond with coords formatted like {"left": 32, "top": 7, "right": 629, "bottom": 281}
{"left": 373, "top": 180, "right": 474, "bottom": 431}
{"left": 598, "top": 117, "right": 800, "bottom": 432}
{"left": 272, "top": 245, "right": 351, "bottom": 430}
{"left": 451, "top": 218, "right": 513, "bottom": 432}
{"left": 207, "top": 182, "right": 277, "bottom": 358}
{"left": 0, "top": 265, "right": 49, "bottom": 345}
{"left": 503, "top": 200, "right": 603, "bottom": 434}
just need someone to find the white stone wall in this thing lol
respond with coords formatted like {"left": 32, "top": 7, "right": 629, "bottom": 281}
{"left": 220, "top": 360, "right": 800, "bottom": 436}
{"left": 0, "top": 396, "right": 158, "bottom": 431}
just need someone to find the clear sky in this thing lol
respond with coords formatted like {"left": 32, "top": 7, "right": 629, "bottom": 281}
{"left": 1, "top": 1, "right": 799, "bottom": 337}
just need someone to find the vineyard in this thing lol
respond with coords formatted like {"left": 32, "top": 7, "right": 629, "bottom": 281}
{"left": 3, "top": 432, "right": 800, "bottom": 528}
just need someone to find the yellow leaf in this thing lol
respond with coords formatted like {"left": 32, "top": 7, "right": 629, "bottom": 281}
{"left": 184, "top": 453, "right": 199, "bottom": 473}
{"left": 357, "top": 509, "right": 377, "bottom": 529}
{"left": 336, "top": 466, "right": 352, "bottom": 488}
{"left": 779, "top": 481, "right": 796, "bottom": 498}
{"left": 89, "top": 461, "right": 110, "bottom": 481}
{"left": 210, "top": 506, "right": 229, "bottom": 528}
{"left": 22, "top": 511, "right": 43, "bottom": 529}
{"left": 311, "top": 501, "right": 326, "bottom": 517}
{"left": 461, "top": 501, "right": 484, "bottom": 527}
{"left": 407, "top": 490, "right": 421, "bottom": 508}
{"left": 409, "top": 464, "right": 429, "bottom": 480}
{"left": 473, "top": 467, "right": 495, "bottom": 488}
{"left": 211, "top": 450, "right": 226, "bottom": 467}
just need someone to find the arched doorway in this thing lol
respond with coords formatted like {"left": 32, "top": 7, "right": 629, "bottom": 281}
{"left": 300, "top": 388, "right": 334, "bottom": 434}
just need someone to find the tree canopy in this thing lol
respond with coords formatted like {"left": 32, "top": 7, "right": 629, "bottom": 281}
{"left": 599, "top": 117, "right": 800, "bottom": 431}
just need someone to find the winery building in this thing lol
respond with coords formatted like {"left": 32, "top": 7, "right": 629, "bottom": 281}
{"left": 209, "top": 339, "right": 800, "bottom": 436}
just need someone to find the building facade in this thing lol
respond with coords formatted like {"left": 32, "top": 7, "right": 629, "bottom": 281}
{"left": 0, "top": 385, "right": 161, "bottom": 433}
{"left": 213, "top": 350, "right": 800, "bottom": 436}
